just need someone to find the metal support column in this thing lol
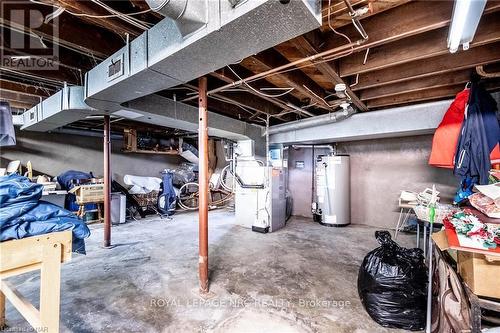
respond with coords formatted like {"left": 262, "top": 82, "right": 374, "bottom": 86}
{"left": 103, "top": 115, "right": 111, "bottom": 248}
{"left": 198, "top": 77, "right": 209, "bottom": 293}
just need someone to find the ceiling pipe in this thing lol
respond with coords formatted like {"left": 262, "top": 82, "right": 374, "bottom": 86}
{"left": 292, "top": 144, "right": 335, "bottom": 154}
{"left": 265, "top": 106, "right": 356, "bottom": 136}
{"left": 343, "top": 0, "right": 369, "bottom": 40}
{"left": 476, "top": 65, "right": 500, "bottom": 78}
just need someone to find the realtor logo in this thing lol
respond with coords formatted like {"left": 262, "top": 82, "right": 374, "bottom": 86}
{"left": 1, "top": 1, "right": 60, "bottom": 70}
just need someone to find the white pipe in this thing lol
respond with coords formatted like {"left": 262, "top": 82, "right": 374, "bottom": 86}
{"left": 292, "top": 144, "right": 335, "bottom": 154}
{"left": 266, "top": 106, "right": 356, "bottom": 135}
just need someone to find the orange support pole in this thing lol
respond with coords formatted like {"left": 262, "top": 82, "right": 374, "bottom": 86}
{"left": 198, "top": 77, "right": 209, "bottom": 293}
{"left": 103, "top": 114, "right": 111, "bottom": 248}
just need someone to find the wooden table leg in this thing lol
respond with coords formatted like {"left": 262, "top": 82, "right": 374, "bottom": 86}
{"left": 0, "top": 289, "right": 5, "bottom": 329}
{"left": 40, "top": 242, "right": 62, "bottom": 333}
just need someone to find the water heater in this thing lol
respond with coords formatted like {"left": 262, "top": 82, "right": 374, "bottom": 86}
{"left": 312, "top": 155, "right": 350, "bottom": 227}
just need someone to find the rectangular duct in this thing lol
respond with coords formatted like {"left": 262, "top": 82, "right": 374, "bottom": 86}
{"left": 85, "top": 0, "right": 321, "bottom": 110}
{"left": 21, "top": 86, "right": 95, "bottom": 132}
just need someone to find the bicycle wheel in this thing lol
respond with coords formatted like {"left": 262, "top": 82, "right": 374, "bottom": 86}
{"left": 178, "top": 182, "right": 199, "bottom": 210}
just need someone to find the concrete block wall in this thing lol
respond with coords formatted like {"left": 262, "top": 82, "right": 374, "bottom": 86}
{"left": 1, "top": 129, "right": 183, "bottom": 184}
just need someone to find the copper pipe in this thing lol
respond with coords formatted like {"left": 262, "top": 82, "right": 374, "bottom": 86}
{"left": 103, "top": 114, "right": 111, "bottom": 248}
{"left": 198, "top": 77, "right": 209, "bottom": 293}
{"left": 476, "top": 65, "right": 500, "bottom": 78}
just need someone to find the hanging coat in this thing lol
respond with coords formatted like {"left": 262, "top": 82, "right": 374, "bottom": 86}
{"left": 429, "top": 89, "right": 500, "bottom": 169}
{"left": 429, "top": 89, "right": 470, "bottom": 168}
{"left": 454, "top": 83, "right": 500, "bottom": 185}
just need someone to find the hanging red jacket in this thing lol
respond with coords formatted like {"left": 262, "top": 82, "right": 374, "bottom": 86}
{"left": 429, "top": 89, "right": 500, "bottom": 169}
{"left": 429, "top": 89, "right": 470, "bottom": 169}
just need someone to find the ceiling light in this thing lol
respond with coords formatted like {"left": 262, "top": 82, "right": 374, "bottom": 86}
{"left": 334, "top": 83, "right": 346, "bottom": 93}
{"left": 447, "top": 0, "right": 486, "bottom": 53}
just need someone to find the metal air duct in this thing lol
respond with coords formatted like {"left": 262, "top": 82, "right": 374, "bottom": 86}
{"left": 21, "top": 86, "right": 96, "bottom": 132}
{"left": 145, "top": 0, "right": 207, "bottom": 36}
{"left": 85, "top": 0, "right": 322, "bottom": 112}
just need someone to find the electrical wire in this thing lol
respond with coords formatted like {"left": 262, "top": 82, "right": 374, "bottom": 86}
{"left": 90, "top": 0, "right": 152, "bottom": 30}
{"left": 328, "top": 0, "right": 354, "bottom": 57}
{"left": 218, "top": 0, "right": 359, "bottom": 87}
{"left": 30, "top": 0, "right": 152, "bottom": 28}
{"left": 242, "top": 47, "right": 355, "bottom": 85}
{"left": 226, "top": 65, "right": 294, "bottom": 98}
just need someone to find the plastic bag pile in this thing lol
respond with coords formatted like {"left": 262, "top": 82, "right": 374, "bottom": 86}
{"left": 0, "top": 174, "right": 90, "bottom": 254}
{"left": 358, "top": 231, "right": 427, "bottom": 331}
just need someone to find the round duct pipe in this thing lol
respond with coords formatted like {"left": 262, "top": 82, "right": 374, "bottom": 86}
{"left": 146, "top": 0, "right": 187, "bottom": 19}
{"left": 265, "top": 106, "right": 357, "bottom": 136}
{"left": 145, "top": 0, "right": 206, "bottom": 36}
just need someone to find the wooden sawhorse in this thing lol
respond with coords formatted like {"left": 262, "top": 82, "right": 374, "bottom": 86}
{"left": 0, "top": 231, "right": 72, "bottom": 333}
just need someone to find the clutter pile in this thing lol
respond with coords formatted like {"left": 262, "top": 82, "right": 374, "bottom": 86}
{"left": 0, "top": 173, "right": 90, "bottom": 253}
{"left": 443, "top": 210, "right": 500, "bottom": 250}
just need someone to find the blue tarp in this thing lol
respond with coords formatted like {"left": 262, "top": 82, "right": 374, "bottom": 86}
{"left": 0, "top": 174, "right": 90, "bottom": 254}
{"left": 57, "top": 170, "right": 96, "bottom": 212}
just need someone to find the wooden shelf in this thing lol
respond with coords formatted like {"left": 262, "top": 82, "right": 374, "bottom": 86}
{"left": 123, "top": 128, "right": 182, "bottom": 156}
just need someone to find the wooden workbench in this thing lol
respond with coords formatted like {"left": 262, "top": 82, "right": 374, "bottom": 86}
{"left": 0, "top": 231, "right": 72, "bottom": 333}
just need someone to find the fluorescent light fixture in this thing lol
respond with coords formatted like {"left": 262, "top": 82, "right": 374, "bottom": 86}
{"left": 447, "top": 0, "right": 487, "bottom": 53}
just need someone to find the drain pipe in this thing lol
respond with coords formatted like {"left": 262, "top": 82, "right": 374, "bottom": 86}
{"left": 266, "top": 106, "right": 356, "bottom": 136}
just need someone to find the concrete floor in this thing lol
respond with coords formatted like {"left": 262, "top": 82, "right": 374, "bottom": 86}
{"left": 3, "top": 210, "right": 418, "bottom": 333}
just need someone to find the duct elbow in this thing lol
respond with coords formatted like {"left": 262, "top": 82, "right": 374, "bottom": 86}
{"left": 145, "top": 0, "right": 207, "bottom": 36}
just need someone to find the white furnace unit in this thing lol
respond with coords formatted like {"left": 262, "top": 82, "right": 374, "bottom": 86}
{"left": 234, "top": 141, "right": 287, "bottom": 233}
{"left": 312, "top": 155, "right": 350, "bottom": 227}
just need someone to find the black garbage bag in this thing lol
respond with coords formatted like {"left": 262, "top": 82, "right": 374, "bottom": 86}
{"left": 358, "top": 231, "right": 427, "bottom": 331}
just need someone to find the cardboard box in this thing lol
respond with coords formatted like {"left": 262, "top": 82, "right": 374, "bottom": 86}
{"left": 433, "top": 230, "right": 500, "bottom": 299}
{"left": 457, "top": 251, "right": 500, "bottom": 299}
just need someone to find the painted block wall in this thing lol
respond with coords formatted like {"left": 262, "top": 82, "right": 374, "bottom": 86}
{"left": 1, "top": 129, "right": 183, "bottom": 184}
{"left": 287, "top": 135, "right": 457, "bottom": 228}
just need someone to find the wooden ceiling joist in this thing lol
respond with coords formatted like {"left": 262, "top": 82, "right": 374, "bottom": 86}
{"left": 2, "top": 68, "right": 81, "bottom": 86}
{"left": 0, "top": 98, "right": 36, "bottom": 110}
{"left": 288, "top": 35, "right": 367, "bottom": 111}
{"left": 359, "top": 70, "right": 473, "bottom": 101}
{"left": 323, "top": 1, "right": 500, "bottom": 61}
{"left": 209, "top": 69, "right": 305, "bottom": 116}
{"left": 47, "top": 0, "right": 141, "bottom": 37}
{"left": 339, "top": 12, "right": 500, "bottom": 77}
{"left": 367, "top": 80, "right": 500, "bottom": 109}
{"left": 320, "top": 0, "right": 411, "bottom": 31}
{"left": 0, "top": 80, "right": 53, "bottom": 98}
{"left": 243, "top": 50, "right": 331, "bottom": 110}
{"left": 0, "top": 17, "right": 118, "bottom": 59}
{"left": 0, "top": 89, "right": 41, "bottom": 106}
{"left": 350, "top": 42, "right": 500, "bottom": 91}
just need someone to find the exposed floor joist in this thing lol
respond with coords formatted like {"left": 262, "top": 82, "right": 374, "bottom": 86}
{"left": 359, "top": 70, "right": 473, "bottom": 101}
{"left": 350, "top": 42, "right": 500, "bottom": 91}
{"left": 367, "top": 80, "right": 500, "bottom": 109}
{"left": 3, "top": 0, "right": 500, "bottom": 125}
{"left": 339, "top": 12, "right": 500, "bottom": 77}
